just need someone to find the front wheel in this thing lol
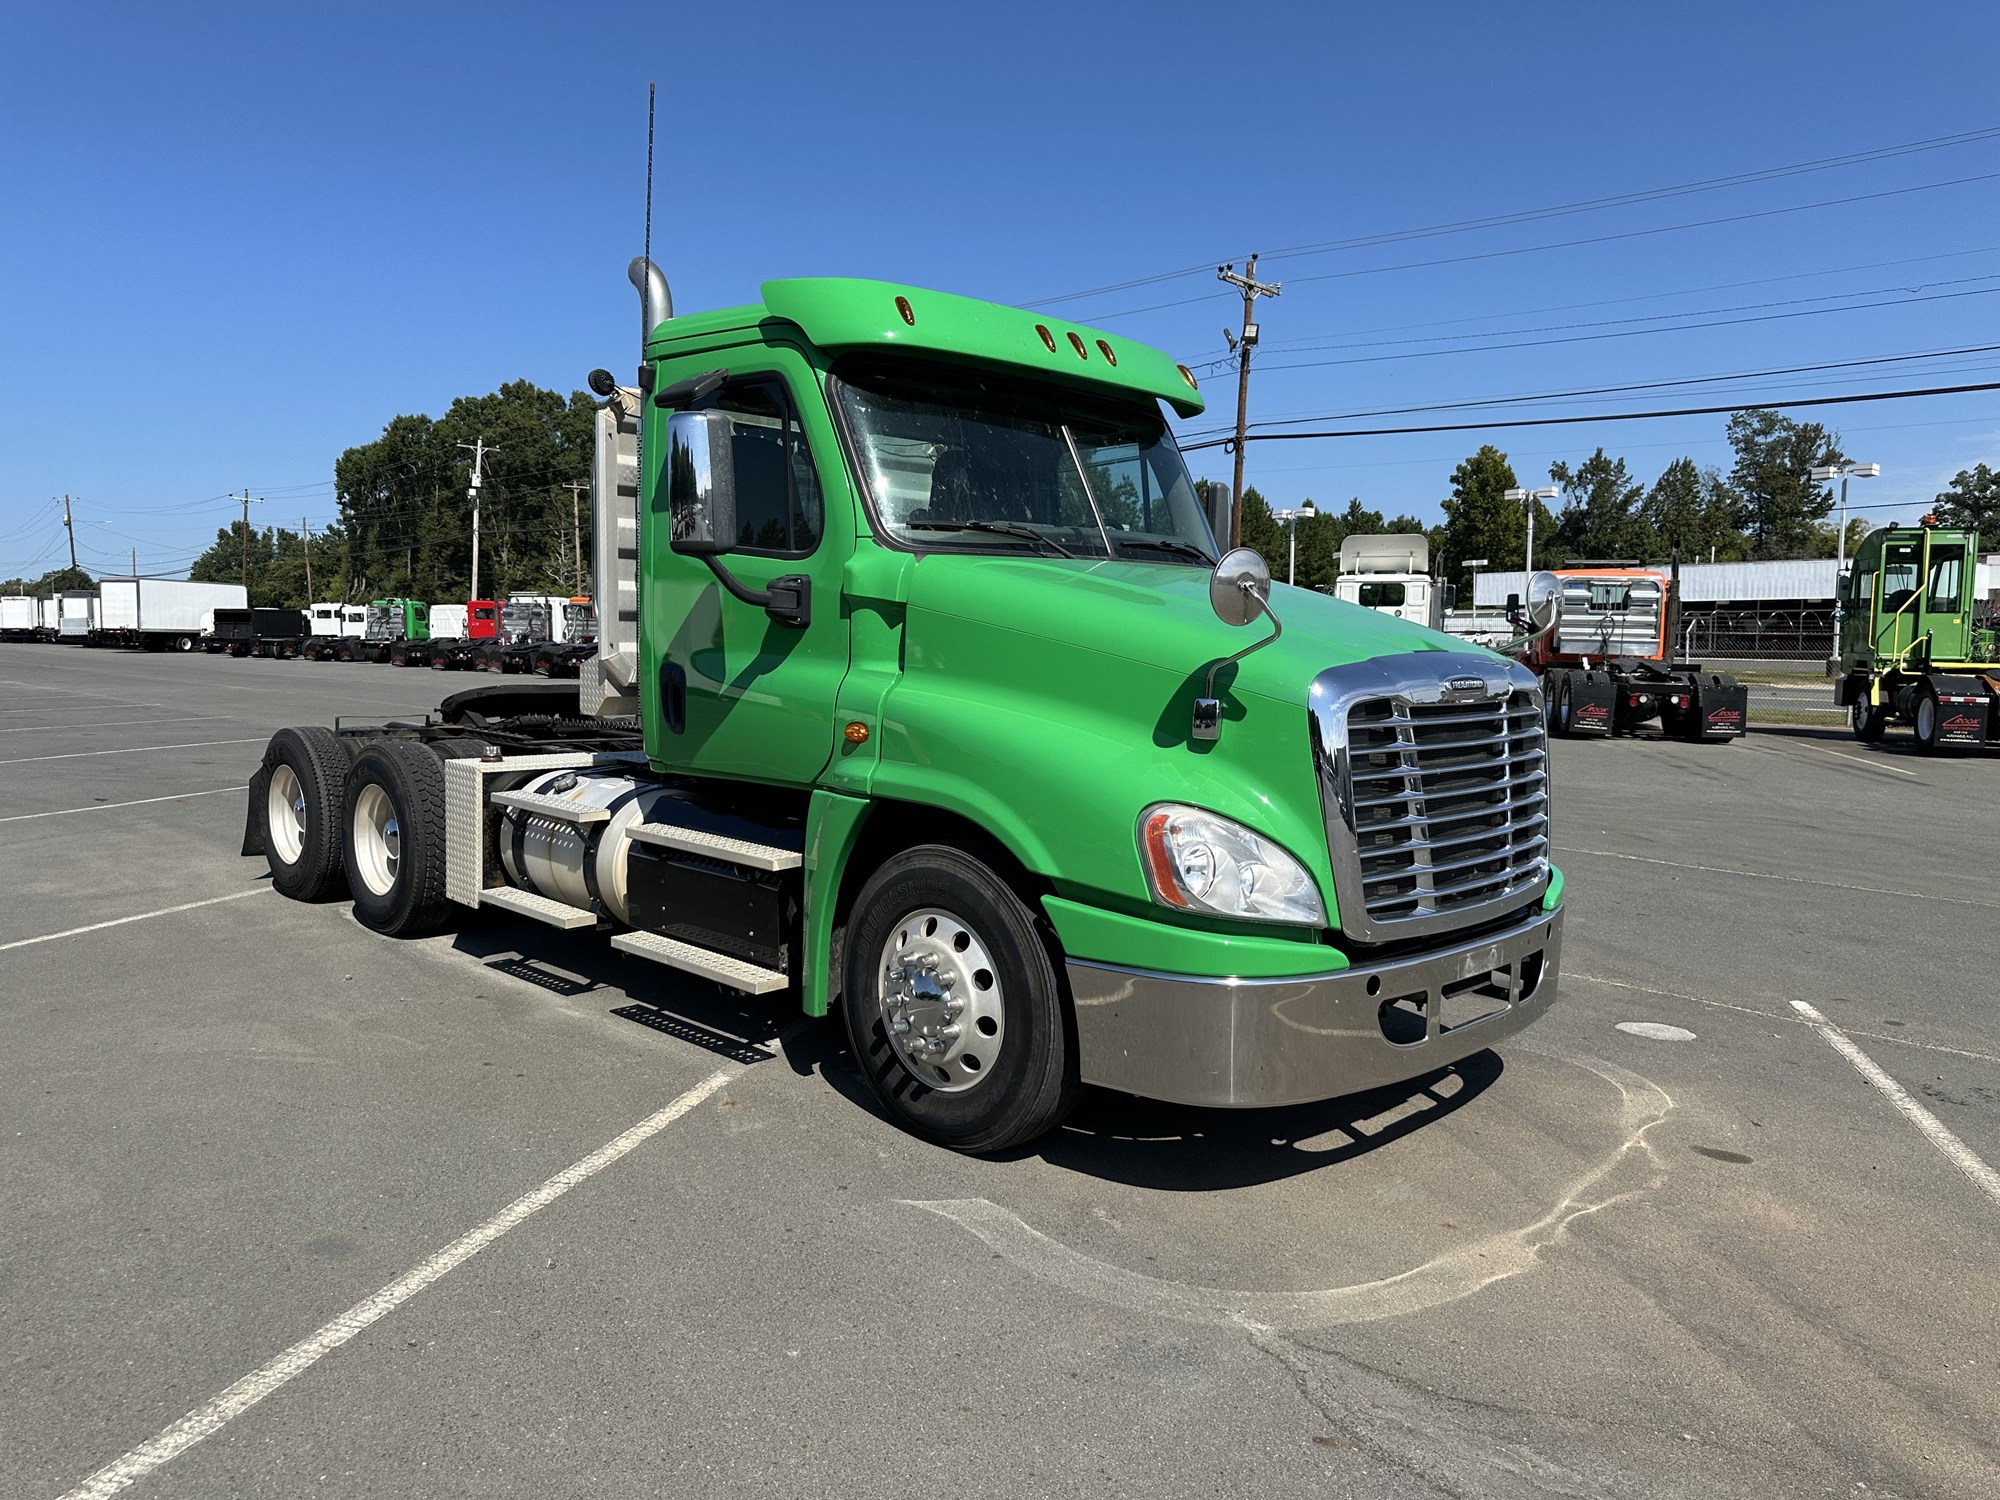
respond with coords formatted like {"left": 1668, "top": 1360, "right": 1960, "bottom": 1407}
{"left": 841, "top": 845, "right": 1078, "bottom": 1153}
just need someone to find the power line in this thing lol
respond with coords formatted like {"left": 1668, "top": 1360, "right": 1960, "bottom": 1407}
{"left": 1029, "top": 123, "right": 2000, "bottom": 308}
{"left": 1178, "top": 342, "right": 2000, "bottom": 438}
{"left": 1177, "top": 380, "right": 2000, "bottom": 449}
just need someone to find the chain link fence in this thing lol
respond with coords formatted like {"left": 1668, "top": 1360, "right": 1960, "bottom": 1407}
{"left": 1680, "top": 607, "right": 1843, "bottom": 726}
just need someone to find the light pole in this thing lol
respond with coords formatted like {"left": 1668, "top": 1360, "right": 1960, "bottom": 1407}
{"left": 1270, "top": 500, "right": 1316, "bottom": 585}
{"left": 1503, "top": 486, "right": 1560, "bottom": 580}
{"left": 1463, "top": 557, "right": 1489, "bottom": 630}
{"left": 1810, "top": 461, "right": 1879, "bottom": 644}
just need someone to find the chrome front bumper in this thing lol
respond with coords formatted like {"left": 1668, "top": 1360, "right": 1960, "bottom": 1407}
{"left": 1068, "top": 905, "right": 1562, "bottom": 1108}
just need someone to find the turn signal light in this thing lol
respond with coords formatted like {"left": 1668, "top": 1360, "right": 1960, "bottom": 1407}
{"left": 843, "top": 721, "right": 870, "bottom": 744}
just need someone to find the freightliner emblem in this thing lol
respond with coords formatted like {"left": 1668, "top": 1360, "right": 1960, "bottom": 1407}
{"left": 1445, "top": 675, "right": 1488, "bottom": 696}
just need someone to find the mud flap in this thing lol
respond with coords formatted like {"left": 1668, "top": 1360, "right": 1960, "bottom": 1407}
{"left": 1687, "top": 674, "right": 1748, "bottom": 740}
{"left": 241, "top": 766, "right": 270, "bottom": 857}
{"left": 1928, "top": 675, "right": 1992, "bottom": 746}
{"left": 1567, "top": 672, "right": 1616, "bottom": 736}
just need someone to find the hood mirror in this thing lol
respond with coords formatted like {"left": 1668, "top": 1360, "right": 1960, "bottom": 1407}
{"left": 1194, "top": 548, "right": 1283, "bottom": 743}
{"left": 1209, "top": 547, "right": 1272, "bottom": 626}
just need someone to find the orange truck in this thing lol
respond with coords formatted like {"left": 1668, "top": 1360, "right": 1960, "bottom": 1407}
{"left": 1506, "top": 559, "right": 1748, "bottom": 742}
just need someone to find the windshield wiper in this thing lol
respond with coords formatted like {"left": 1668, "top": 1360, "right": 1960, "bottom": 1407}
{"left": 1115, "top": 538, "right": 1215, "bottom": 563}
{"left": 904, "top": 520, "right": 1076, "bottom": 557}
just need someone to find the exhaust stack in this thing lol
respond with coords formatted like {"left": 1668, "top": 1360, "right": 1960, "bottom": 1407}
{"left": 579, "top": 258, "right": 672, "bottom": 718}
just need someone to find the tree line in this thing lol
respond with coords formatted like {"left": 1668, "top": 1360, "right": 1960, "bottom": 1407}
{"left": 1231, "top": 407, "right": 2000, "bottom": 598}
{"left": 178, "top": 379, "right": 597, "bottom": 609}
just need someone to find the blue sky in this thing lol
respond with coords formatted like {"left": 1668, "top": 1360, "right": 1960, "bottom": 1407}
{"left": 5, "top": 0, "right": 1999, "bottom": 580}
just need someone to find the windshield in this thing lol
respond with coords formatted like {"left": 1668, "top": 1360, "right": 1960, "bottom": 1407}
{"left": 835, "top": 361, "right": 1215, "bottom": 563}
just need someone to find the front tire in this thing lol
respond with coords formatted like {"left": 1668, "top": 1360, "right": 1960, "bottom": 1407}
{"left": 342, "top": 741, "right": 451, "bottom": 935}
{"left": 260, "top": 727, "right": 351, "bottom": 901}
{"left": 841, "top": 845, "right": 1078, "bottom": 1153}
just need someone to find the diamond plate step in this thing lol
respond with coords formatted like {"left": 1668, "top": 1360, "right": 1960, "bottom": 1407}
{"left": 491, "top": 788, "right": 612, "bottom": 824}
{"left": 628, "top": 823, "right": 802, "bottom": 871}
{"left": 611, "top": 931, "right": 790, "bottom": 994}
{"left": 479, "top": 886, "right": 599, "bottom": 929}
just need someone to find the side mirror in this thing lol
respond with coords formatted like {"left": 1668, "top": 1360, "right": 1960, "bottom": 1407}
{"left": 1504, "top": 591, "right": 1522, "bottom": 623}
{"left": 1441, "top": 582, "right": 1459, "bottom": 610}
{"left": 1195, "top": 549, "right": 1282, "bottom": 743}
{"left": 1524, "top": 571, "right": 1561, "bottom": 632}
{"left": 1209, "top": 547, "right": 1272, "bottom": 626}
{"left": 666, "top": 409, "right": 737, "bottom": 557}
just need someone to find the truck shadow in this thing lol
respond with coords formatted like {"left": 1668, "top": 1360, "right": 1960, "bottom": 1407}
{"left": 449, "top": 914, "right": 794, "bottom": 1068}
{"left": 1009, "top": 1052, "right": 1506, "bottom": 1190}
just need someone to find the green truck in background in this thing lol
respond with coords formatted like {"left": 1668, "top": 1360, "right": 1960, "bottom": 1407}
{"left": 342, "top": 597, "right": 430, "bottom": 662}
{"left": 244, "top": 263, "right": 1564, "bottom": 1151}
{"left": 1835, "top": 523, "right": 2000, "bottom": 752}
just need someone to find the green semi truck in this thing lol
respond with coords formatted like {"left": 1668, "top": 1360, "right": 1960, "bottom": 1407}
{"left": 245, "top": 265, "right": 1563, "bottom": 1151}
{"left": 1834, "top": 522, "right": 2000, "bottom": 752}
{"left": 341, "top": 598, "right": 430, "bottom": 662}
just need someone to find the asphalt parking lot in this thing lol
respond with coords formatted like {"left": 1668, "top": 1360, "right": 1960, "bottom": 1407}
{"left": 3, "top": 645, "right": 1997, "bottom": 1500}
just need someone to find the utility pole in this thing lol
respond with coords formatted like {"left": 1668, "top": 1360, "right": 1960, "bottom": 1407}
{"left": 563, "top": 481, "right": 589, "bottom": 595}
{"left": 130, "top": 547, "right": 137, "bottom": 577}
{"left": 62, "top": 495, "right": 77, "bottom": 571}
{"left": 239, "top": 490, "right": 262, "bottom": 594}
{"left": 302, "top": 516, "right": 314, "bottom": 600}
{"left": 1217, "top": 254, "right": 1282, "bottom": 551}
{"left": 458, "top": 438, "right": 498, "bottom": 601}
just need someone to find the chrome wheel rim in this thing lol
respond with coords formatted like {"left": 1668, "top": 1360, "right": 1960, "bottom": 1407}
{"left": 876, "top": 907, "right": 1004, "bottom": 1093}
{"left": 266, "top": 764, "right": 306, "bottom": 865}
{"left": 352, "top": 783, "right": 400, "bottom": 896}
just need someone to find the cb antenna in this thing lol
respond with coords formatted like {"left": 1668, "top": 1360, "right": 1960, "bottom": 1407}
{"left": 641, "top": 80, "right": 655, "bottom": 358}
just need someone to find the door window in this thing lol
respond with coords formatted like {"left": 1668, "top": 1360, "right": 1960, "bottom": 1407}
{"left": 690, "top": 379, "right": 824, "bottom": 556}
{"left": 1926, "top": 544, "right": 1964, "bottom": 613}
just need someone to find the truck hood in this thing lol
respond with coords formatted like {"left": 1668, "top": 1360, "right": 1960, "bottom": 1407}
{"left": 904, "top": 554, "right": 1484, "bottom": 705}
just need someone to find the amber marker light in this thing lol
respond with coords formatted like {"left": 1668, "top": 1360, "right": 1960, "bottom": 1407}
{"left": 1067, "top": 331, "right": 1088, "bottom": 358}
{"left": 894, "top": 295, "right": 915, "bottom": 326}
{"left": 1035, "top": 324, "right": 1058, "bottom": 352}
{"left": 1177, "top": 364, "right": 1199, "bottom": 389}
{"left": 843, "top": 721, "right": 871, "bottom": 744}
{"left": 1095, "top": 339, "right": 1117, "bottom": 366}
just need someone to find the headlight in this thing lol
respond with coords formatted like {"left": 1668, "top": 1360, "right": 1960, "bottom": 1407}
{"left": 1136, "top": 804, "right": 1326, "bottom": 926}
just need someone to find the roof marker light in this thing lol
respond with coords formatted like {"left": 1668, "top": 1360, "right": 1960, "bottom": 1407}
{"left": 895, "top": 295, "right": 915, "bottom": 326}
{"left": 1176, "top": 364, "right": 1199, "bottom": 390}
{"left": 1067, "top": 331, "right": 1088, "bottom": 359}
{"left": 1095, "top": 339, "right": 1117, "bottom": 366}
{"left": 1035, "top": 324, "right": 1058, "bottom": 352}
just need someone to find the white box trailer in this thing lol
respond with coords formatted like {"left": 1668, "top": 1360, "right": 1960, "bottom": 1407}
{"left": 59, "top": 591, "right": 97, "bottom": 640}
{"left": 94, "top": 578, "right": 247, "bottom": 651}
{"left": 0, "top": 595, "right": 36, "bottom": 640}
{"left": 38, "top": 596, "right": 62, "bottom": 639}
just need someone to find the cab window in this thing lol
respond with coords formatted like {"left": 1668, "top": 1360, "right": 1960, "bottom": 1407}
{"left": 1880, "top": 543, "right": 1921, "bottom": 612}
{"left": 1926, "top": 544, "right": 1964, "bottom": 613}
{"left": 1357, "top": 582, "right": 1406, "bottom": 608}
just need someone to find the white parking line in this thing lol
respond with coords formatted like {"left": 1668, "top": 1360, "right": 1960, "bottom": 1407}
{"left": 0, "top": 889, "right": 274, "bottom": 953}
{"left": 1570, "top": 971, "right": 2000, "bottom": 1066}
{"left": 0, "top": 715, "right": 232, "bottom": 734}
{"left": 1791, "top": 1001, "right": 2000, "bottom": 1208}
{"left": 0, "top": 787, "right": 240, "bottom": 824}
{"left": 1554, "top": 845, "right": 2000, "bottom": 910}
{"left": 56, "top": 1067, "right": 738, "bottom": 1500}
{"left": 1793, "top": 740, "right": 1920, "bottom": 778}
{"left": 0, "top": 737, "right": 263, "bottom": 766}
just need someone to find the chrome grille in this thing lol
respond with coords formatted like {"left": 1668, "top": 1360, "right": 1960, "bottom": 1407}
{"left": 1311, "top": 655, "right": 1550, "bottom": 943}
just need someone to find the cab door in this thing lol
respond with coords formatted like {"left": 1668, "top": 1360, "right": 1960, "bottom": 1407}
{"left": 642, "top": 349, "right": 852, "bottom": 786}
